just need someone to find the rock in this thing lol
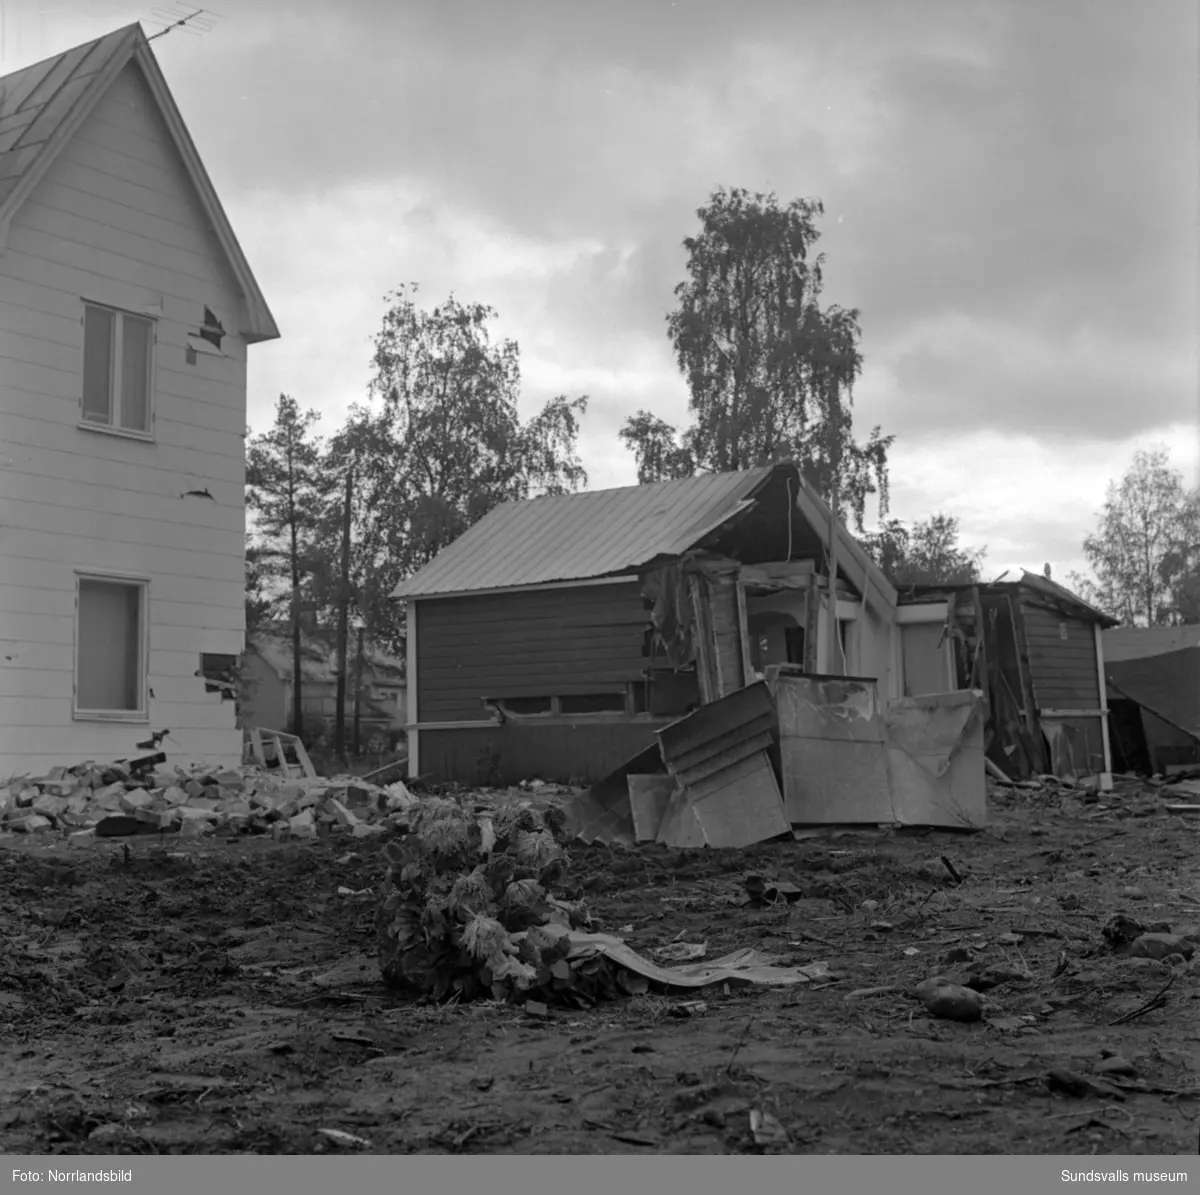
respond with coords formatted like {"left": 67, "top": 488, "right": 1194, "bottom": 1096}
{"left": 8, "top": 813, "right": 52, "bottom": 833}
{"left": 119, "top": 788, "right": 154, "bottom": 812}
{"left": 289, "top": 809, "right": 317, "bottom": 837}
{"left": 330, "top": 799, "right": 360, "bottom": 829}
{"left": 915, "top": 976, "right": 984, "bottom": 1022}
{"left": 177, "top": 804, "right": 217, "bottom": 818}
{"left": 31, "top": 793, "right": 69, "bottom": 819}
{"left": 352, "top": 823, "right": 386, "bottom": 838}
{"left": 1130, "top": 933, "right": 1194, "bottom": 961}
{"left": 92, "top": 783, "right": 127, "bottom": 811}
{"left": 1045, "top": 1069, "right": 1090, "bottom": 1098}
{"left": 1095, "top": 1055, "right": 1137, "bottom": 1077}
{"left": 1102, "top": 914, "right": 1146, "bottom": 948}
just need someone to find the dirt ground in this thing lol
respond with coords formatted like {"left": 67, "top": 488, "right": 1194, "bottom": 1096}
{"left": 2, "top": 781, "right": 1198, "bottom": 1156}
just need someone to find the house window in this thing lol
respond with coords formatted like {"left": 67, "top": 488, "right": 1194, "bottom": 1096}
{"left": 75, "top": 577, "right": 147, "bottom": 719}
{"left": 82, "top": 303, "right": 154, "bottom": 434}
{"left": 559, "top": 692, "right": 626, "bottom": 715}
{"left": 497, "top": 696, "right": 554, "bottom": 716}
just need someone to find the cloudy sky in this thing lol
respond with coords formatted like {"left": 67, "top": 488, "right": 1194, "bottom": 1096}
{"left": 4, "top": 0, "right": 1197, "bottom": 582}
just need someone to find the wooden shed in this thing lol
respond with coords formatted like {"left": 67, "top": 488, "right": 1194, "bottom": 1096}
{"left": 897, "top": 573, "right": 1119, "bottom": 782}
{"left": 393, "top": 463, "right": 900, "bottom": 787}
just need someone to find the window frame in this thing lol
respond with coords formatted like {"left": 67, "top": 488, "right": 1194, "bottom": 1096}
{"left": 73, "top": 572, "right": 151, "bottom": 723}
{"left": 79, "top": 300, "right": 156, "bottom": 439}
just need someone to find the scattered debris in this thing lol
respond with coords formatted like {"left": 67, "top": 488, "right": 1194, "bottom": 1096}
{"left": 1, "top": 757, "right": 417, "bottom": 842}
{"left": 749, "top": 1108, "right": 789, "bottom": 1148}
{"left": 316, "top": 1127, "right": 372, "bottom": 1149}
{"left": 743, "top": 876, "right": 803, "bottom": 905}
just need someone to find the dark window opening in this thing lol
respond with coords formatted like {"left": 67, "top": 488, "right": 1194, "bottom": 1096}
{"left": 559, "top": 692, "right": 626, "bottom": 715}
{"left": 497, "top": 696, "right": 553, "bottom": 715}
{"left": 199, "top": 653, "right": 239, "bottom": 701}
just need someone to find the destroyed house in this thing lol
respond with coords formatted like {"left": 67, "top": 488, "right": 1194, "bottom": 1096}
{"left": 0, "top": 25, "right": 280, "bottom": 777}
{"left": 895, "top": 573, "right": 1119, "bottom": 782}
{"left": 393, "top": 462, "right": 902, "bottom": 785}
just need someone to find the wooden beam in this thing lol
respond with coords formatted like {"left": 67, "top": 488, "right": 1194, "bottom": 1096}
{"left": 1093, "top": 622, "right": 1113, "bottom": 788}
{"left": 735, "top": 580, "right": 753, "bottom": 685}
{"left": 688, "top": 575, "right": 716, "bottom": 704}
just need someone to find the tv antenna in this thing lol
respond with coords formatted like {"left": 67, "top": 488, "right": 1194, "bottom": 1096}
{"left": 146, "top": 6, "right": 224, "bottom": 40}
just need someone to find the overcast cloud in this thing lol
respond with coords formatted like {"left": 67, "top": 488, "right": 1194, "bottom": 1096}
{"left": 4, "top": 0, "right": 1196, "bottom": 581}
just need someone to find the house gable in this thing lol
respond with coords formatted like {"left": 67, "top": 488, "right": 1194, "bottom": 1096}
{"left": 0, "top": 23, "right": 278, "bottom": 343}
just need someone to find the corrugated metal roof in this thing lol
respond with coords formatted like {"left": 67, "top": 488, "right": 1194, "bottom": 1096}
{"left": 393, "top": 466, "right": 778, "bottom": 599}
{"left": 0, "top": 23, "right": 279, "bottom": 341}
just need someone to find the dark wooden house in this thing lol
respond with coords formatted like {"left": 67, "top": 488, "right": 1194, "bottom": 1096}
{"left": 393, "top": 463, "right": 900, "bottom": 786}
{"left": 897, "top": 573, "right": 1119, "bottom": 781}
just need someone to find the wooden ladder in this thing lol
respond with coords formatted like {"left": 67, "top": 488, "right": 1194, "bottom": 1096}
{"left": 246, "top": 727, "right": 317, "bottom": 780}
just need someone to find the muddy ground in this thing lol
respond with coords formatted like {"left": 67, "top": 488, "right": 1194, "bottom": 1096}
{"left": 1, "top": 781, "right": 1198, "bottom": 1156}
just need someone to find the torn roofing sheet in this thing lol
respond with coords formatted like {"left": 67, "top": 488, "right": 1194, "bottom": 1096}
{"left": 1106, "top": 647, "right": 1200, "bottom": 741}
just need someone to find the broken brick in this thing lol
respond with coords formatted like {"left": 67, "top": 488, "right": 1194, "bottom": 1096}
{"left": 8, "top": 813, "right": 52, "bottom": 833}
{"left": 288, "top": 809, "right": 317, "bottom": 838}
{"left": 119, "top": 789, "right": 154, "bottom": 813}
{"left": 31, "top": 793, "right": 69, "bottom": 819}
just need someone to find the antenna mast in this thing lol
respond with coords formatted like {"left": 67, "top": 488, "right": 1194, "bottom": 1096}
{"left": 147, "top": 6, "right": 223, "bottom": 41}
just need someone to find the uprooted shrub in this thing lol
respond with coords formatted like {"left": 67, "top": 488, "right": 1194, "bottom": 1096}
{"left": 376, "top": 797, "right": 591, "bottom": 1003}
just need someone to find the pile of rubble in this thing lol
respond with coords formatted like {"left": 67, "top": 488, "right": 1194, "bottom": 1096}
{"left": 0, "top": 756, "right": 417, "bottom": 844}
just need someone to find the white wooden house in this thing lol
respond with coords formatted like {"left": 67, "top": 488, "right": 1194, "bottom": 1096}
{"left": 0, "top": 24, "right": 279, "bottom": 777}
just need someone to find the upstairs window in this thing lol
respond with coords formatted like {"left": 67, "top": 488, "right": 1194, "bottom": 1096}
{"left": 82, "top": 303, "right": 154, "bottom": 434}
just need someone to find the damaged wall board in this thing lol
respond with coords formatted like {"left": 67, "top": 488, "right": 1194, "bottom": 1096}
{"left": 767, "top": 669, "right": 988, "bottom": 829}
{"left": 769, "top": 671, "right": 893, "bottom": 825}
{"left": 655, "top": 681, "right": 789, "bottom": 848}
{"left": 884, "top": 689, "right": 988, "bottom": 829}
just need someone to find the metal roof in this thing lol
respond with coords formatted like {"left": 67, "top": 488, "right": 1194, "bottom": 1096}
{"left": 0, "top": 23, "right": 279, "bottom": 341}
{"left": 392, "top": 466, "right": 778, "bottom": 599}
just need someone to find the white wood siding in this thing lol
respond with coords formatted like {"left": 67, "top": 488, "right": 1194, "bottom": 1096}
{"left": 0, "top": 62, "right": 253, "bottom": 777}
